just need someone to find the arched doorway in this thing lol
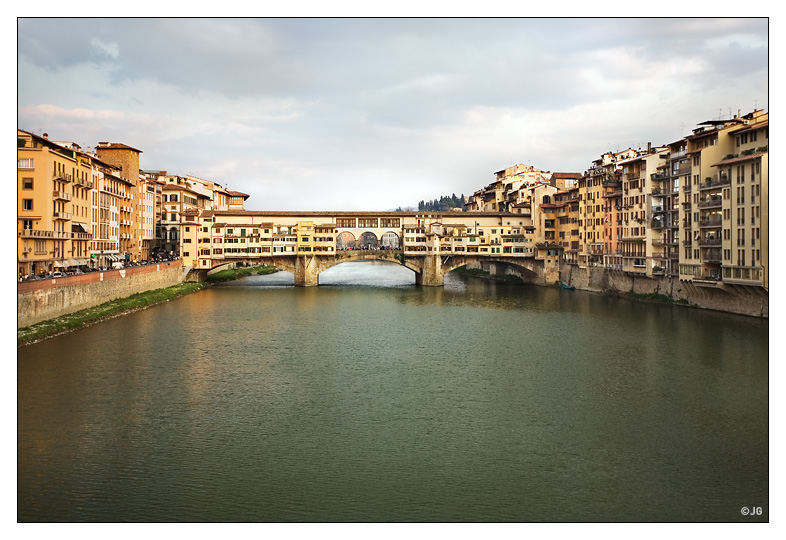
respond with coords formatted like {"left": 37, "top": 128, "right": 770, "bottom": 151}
{"left": 380, "top": 231, "right": 401, "bottom": 250}
{"left": 358, "top": 232, "right": 378, "bottom": 249}
{"left": 336, "top": 231, "right": 356, "bottom": 250}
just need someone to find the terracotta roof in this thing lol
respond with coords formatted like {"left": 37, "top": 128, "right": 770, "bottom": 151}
{"left": 181, "top": 209, "right": 199, "bottom": 215}
{"left": 212, "top": 223, "right": 227, "bottom": 228}
{"left": 226, "top": 190, "right": 250, "bottom": 199}
{"left": 712, "top": 152, "right": 766, "bottom": 167}
{"left": 97, "top": 142, "right": 143, "bottom": 153}
{"left": 552, "top": 172, "right": 582, "bottom": 179}
{"left": 201, "top": 210, "right": 215, "bottom": 218}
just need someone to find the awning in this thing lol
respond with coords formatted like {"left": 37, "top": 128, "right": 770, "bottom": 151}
{"left": 53, "top": 260, "right": 67, "bottom": 267}
{"left": 72, "top": 223, "right": 90, "bottom": 233}
{"left": 73, "top": 259, "right": 89, "bottom": 266}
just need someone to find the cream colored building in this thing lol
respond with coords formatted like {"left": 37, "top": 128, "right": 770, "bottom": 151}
{"left": 89, "top": 164, "right": 131, "bottom": 267}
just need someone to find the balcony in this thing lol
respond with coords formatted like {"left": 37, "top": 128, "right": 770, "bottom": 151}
{"left": 700, "top": 175, "right": 730, "bottom": 191}
{"left": 651, "top": 206, "right": 666, "bottom": 214}
{"left": 698, "top": 237, "right": 721, "bottom": 247}
{"left": 53, "top": 172, "right": 72, "bottom": 183}
{"left": 651, "top": 238, "right": 666, "bottom": 247}
{"left": 702, "top": 249, "right": 722, "bottom": 262}
{"left": 18, "top": 229, "right": 70, "bottom": 239}
{"left": 52, "top": 190, "right": 72, "bottom": 201}
{"left": 699, "top": 216, "right": 722, "bottom": 228}
{"left": 651, "top": 173, "right": 668, "bottom": 182}
{"left": 676, "top": 165, "right": 691, "bottom": 176}
{"left": 72, "top": 232, "right": 92, "bottom": 240}
{"left": 602, "top": 179, "right": 621, "bottom": 188}
{"left": 53, "top": 211, "right": 72, "bottom": 220}
{"left": 698, "top": 196, "right": 722, "bottom": 209}
{"left": 651, "top": 219, "right": 666, "bottom": 229}
{"left": 73, "top": 177, "right": 93, "bottom": 188}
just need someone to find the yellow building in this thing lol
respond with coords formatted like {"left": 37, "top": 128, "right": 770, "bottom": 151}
{"left": 712, "top": 110, "right": 768, "bottom": 288}
{"left": 552, "top": 187, "right": 580, "bottom": 264}
{"left": 17, "top": 130, "right": 94, "bottom": 277}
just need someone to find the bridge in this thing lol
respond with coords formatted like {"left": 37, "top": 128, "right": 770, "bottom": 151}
{"left": 179, "top": 211, "right": 563, "bottom": 286}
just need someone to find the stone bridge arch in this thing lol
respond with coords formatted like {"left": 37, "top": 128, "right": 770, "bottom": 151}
{"left": 269, "top": 252, "right": 422, "bottom": 286}
{"left": 440, "top": 255, "right": 546, "bottom": 284}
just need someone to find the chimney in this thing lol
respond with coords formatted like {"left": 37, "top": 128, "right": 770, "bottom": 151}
{"left": 738, "top": 108, "right": 741, "bottom": 119}
{"left": 42, "top": 133, "right": 48, "bottom": 139}
{"left": 647, "top": 142, "right": 652, "bottom": 153}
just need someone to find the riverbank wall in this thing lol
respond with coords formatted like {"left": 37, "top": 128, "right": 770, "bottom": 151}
{"left": 469, "top": 260, "right": 767, "bottom": 318}
{"left": 17, "top": 261, "right": 183, "bottom": 328}
{"left": 559, "top": 265, "right": 768, "bottom": 318}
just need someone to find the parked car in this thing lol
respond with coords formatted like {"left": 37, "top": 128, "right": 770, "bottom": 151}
{"left": 52, "top": 271, "right": 64, "bottom": 278}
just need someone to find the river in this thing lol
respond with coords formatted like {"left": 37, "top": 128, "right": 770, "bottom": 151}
{"left": 17, "top": 261, "right": 768, "bottom": 522}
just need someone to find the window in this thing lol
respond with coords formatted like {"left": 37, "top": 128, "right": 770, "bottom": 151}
{"left": 23, "top": 219, "right": 32, "bottom": 230}
{"left": 23, "top": 178, "right": 33, "bottom": 189}
{"left": 23, "top": 199, "right": 33, "bottom": 210}
{"left": 18, "top": 158, "right": 34, "bottom": 169}
{"left": 183, "top": 252, "right": 190, "bottom": 257}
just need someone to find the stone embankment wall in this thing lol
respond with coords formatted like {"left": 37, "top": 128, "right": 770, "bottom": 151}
{"left": 17, "top": 261, "right": 183, "bottom": 328}
{"left": 469, "top": 260, "right": 767, "bottom": 318}
{"left": 560, "top": 265, "right": 768, "bottom": 318}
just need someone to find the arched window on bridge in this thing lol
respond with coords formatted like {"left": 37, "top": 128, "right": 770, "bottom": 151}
{"left": 336, "top": 231, "right": 356, "bottom": 250}
{"left": 358, "top": 232, "right": 378, "bottom": 250}
{"left": 380, "top": 232, "right": 400, "bottom": 250}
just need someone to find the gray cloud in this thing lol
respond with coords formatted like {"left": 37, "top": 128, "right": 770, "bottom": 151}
{"left": 17, "top": 18, "right": 768, "bottom": 210}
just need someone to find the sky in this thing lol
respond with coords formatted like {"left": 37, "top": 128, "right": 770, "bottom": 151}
{"left": 17, "top": 18, "right": 768, "bottom": 211}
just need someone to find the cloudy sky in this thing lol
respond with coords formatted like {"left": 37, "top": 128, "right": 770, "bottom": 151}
{"left": 17, "top": 18, "right": 768, "bottom": 211}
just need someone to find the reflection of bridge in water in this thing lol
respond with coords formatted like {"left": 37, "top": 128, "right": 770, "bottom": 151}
{"left": 181, "top": 211, "right": 563, "bottom": 286}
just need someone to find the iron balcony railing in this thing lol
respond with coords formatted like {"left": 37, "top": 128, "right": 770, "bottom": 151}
{"left": 702, "top": 249, "right": 722, "bottom": 262}
{"left": 52, "top": 190, "right": 72, "bottom": 201}
{"left": 699, "top": 237, "right": 721, "bottom": 247}
{"left": 698, "top": 197, "right": 722, "bottom": 209}
{"left": 700, "top": 175, "right": 730, "bottom": 191}
{"left": 699, "top": 216, "right": 722, "bottom": 228}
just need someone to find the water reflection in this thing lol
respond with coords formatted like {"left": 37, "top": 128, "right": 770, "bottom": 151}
{"left": 18, "top": 262, "right": 768, "bottom": 522}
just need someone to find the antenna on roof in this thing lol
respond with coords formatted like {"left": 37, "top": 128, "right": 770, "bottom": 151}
{"left": 754, "top": 99, "right": 758, "bottom": 110}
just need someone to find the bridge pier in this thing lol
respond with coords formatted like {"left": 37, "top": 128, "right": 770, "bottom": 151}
{"left": 294, "top": 255, "right": 319, "bottom": 287}
{"left": 415, "top": 254, "right": 444, "bottom": 286}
